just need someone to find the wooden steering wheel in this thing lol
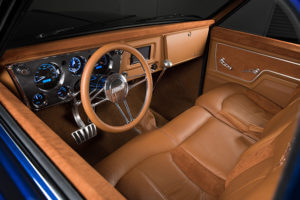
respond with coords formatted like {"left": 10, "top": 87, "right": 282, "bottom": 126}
{"left": 80, "top": 43, "right": 153, "bottom": 133}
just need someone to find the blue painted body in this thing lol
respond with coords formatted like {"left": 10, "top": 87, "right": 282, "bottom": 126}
{"left": 290, "top": 0, "right": 300, "bottom": 13}
{"left": 0, "top": 124, "right": 58, "bottom": 200}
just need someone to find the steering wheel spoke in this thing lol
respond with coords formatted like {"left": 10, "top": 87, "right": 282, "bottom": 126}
{"left": 80, "top": 43, "right": 152, "bottom": 133}
{"left": 90, "top": 87, "right": 104, "bottom": 101}
{"left": 114, "top": 99, "right": 134, "bottom": 124}
{"left": 128, "top": 77, "right": 147, "bottom": 90}
{"left": 91, "top": 97, "right": 108, "bottom": 107}
{"left": 123, "top": 99, "right": 134, "bottom": 122}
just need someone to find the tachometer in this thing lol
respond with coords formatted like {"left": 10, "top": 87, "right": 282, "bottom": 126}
{"left": 34, "top": 63, "right": 61, "bottom": 90}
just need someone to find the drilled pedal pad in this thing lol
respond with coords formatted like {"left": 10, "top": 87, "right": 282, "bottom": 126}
{"left": 71, "top": 123, "right": 97, "bottom": 144}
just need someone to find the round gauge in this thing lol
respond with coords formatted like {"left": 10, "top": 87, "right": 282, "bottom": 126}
{"left": 32, "top": 93, "right": 47, "bottom": 108}
{"left": 69, "top": 56, "right": 86, "bottom": 74}
{"left": 34, "top": 63, "right": 61, "bottom": 90}
{"left": 90, "top": 74, "right": 106, "bottom": 90}
{"left": 93, "top": 54, "right": 110, "bottom": 74}
{"left": 57, "top": 86, "right": 69, "bottom": 99}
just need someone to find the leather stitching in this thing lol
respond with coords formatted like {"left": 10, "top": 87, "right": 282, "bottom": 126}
{"left": 135, "top": 168, "right": 169, "bottom": 200}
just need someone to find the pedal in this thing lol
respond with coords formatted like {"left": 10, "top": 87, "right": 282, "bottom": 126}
{"left": 71, "top": 123, "right": 97, "bottom": 144}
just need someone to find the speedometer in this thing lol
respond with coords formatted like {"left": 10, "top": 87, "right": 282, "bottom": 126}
{"left": 34, "top": 63, "right": 61, "bottom": 90}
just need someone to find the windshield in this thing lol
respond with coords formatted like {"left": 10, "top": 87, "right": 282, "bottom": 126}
{"left": 8, "top": 0, "right": 231, "bottom": 48}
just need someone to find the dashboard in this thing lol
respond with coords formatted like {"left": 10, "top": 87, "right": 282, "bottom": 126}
{"left": 2, "top": 21, "right": 213, "bottom": 112}
{"left": 7, "top": 48, "right": 121, "bottom": 110}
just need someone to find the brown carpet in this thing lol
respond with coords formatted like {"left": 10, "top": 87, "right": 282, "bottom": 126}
{"left": 151, "top": 57, "right": 203, "bottom": 120}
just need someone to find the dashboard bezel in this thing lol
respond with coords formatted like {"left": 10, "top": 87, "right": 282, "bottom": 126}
{"left": 7, "top": 48, "right": 120, "bottom": 111}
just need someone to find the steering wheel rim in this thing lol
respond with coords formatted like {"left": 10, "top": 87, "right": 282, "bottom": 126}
{"left": 81, "top": 43, "right": 153, "bottom": 133}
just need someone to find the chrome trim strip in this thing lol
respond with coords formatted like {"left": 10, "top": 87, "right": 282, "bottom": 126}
{"left": 0, "top": 124, "right": 62, "bottom": 200}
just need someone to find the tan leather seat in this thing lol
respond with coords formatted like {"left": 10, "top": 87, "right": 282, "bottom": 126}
{"left": 95, "top": 84, "right": 299, "bottom": 200}
{"left": 196, "top": 83, "right": 283, "bottom": 140}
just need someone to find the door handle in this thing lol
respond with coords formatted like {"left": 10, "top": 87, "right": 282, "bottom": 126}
{"left": 219, "top": 57, "right": 232, "bottom": 70}
{"left": 243, "top": 68, "right": 260, "bottom": 75}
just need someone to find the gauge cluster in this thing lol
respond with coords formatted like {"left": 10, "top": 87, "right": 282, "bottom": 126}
{"left": 7, "top": 48, "right": 120, "bottom": 110}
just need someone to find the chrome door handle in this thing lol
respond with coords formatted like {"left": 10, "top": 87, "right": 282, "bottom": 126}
{"left": 219, "top": 57, "right": 232, "bottom": 70}
{"left": 243, "top": 68, "right": 260, "bottom": 75}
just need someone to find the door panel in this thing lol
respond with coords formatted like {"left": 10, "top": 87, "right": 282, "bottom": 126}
{"left": 203, "top": 27, "right": 300, "bottom": 107}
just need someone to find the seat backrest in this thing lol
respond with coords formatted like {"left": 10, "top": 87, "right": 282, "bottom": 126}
{"left": 220, "top": 99, "right": 300, "bottom": 200}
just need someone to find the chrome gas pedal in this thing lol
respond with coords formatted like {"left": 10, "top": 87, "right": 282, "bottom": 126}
{"left": 71, "top": 123, "right": 97, "bottom": 144}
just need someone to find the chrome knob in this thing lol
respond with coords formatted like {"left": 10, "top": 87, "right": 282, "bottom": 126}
{"left": 164, "top": 60, "right": 173, "bottom": 68}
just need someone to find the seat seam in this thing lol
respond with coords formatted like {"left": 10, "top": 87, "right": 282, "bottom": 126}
{"left": 115, "top": 114, "right": 211, "bottom": 186}
{"left": 161, "top": 113, "right": 213, "bottom": 147}
{"left": 225, "top": 174, "right": 267, "bottom": 197}
{"left": 178, "top": 145, "right": 227, "bottom": 180}
{"left": 169, "top": 150, "right": 221, "bottom": 198}
{"left": 135, "top": 168, "right": 169, "bottom": 200}
{"left": 169, "top": 152, "right": 205, "bottom": 189}
{"left": 199, "top": 105, "right": 258, "bottom": 142}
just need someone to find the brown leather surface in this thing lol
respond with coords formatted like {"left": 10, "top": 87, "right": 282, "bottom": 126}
{"left": 196, "top": 83, "right": 282, "bottom": 140}
{"left": 211, "top": 27, "right": 300, "bottom": 62}
{"left": 0, "top": 20, "right": 214, "bottom": 66}
{"left": 171, "top": 147, "right": 225, "bottom": 195}
{"left": 215, "top": 43, "right": 300, "bottom": 82}
{"left": 96, "top": 83, "right": 299, "bottom": 200}
{"left": 222, "top": 116, "right": 298, "bottom": 200}
{"left": 116, "top": 152, "right": 217, "bottom": 200}
{"left": 204, "top": 26, "right": 300, "bottom": 108}
{"left": 0, "top": 83, "right": 125, "bottom": 199}
{"left": 164, "top": 27, "right": 209, "bottom": 65}
{"left": 135, "top": 109, "right": 157, "bottom": 133}
{"left": 96, "top": 105, "right": 253, "bottom": 198}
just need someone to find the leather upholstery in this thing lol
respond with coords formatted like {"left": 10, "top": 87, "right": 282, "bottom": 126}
{"left": 196, "top": 83, "right": 282, "bottom": 140}
{"left": 95, "top": 83, "right": 299, "bottom": 200}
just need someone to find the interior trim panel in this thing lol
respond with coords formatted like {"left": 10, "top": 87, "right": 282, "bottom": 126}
{"left": 215, "top": 43, "right": 300, "bottom": 82}
{"left": 2, "top": 21, "right": 214, "bottom": 110}
{"left": 164, "top": 27, "right": 209, "bottom": 66}
{"left": 204, "top": 26, "right": 300, "bottom": 107}
{"left": 0, "top": 20, "right": 214, "bottom": 66}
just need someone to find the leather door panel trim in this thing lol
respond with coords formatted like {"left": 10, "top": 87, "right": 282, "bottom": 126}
{"left": 214, "top": 43, "right": 300, "bottom": 83}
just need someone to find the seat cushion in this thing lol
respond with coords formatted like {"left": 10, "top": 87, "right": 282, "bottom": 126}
{"left": 196, "top": 83, "right": 282, "bottom": 140}
{"left": 95, "top": 84, "right": 299, "bottom": 200}
{"left": 95, "top": 106, "right": 253, "bottom": 199}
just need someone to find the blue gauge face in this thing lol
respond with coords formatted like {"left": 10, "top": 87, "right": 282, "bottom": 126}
{"left": 69, "top": 56, "right": 85, "bottom": 74}
{"left": 34, "top": 63, "right": 61, "bottom": 90}
{"left": 90, "top": 74, "right": 106, "bottom": 90}
{"left": 57, "top": 86, "right": 69, "bottom": 99}
{"left": 32, "top": 93, "right": 46, "bottom": 108}
{"left": 94, "top": 54, "right": 110, "bottom": 74}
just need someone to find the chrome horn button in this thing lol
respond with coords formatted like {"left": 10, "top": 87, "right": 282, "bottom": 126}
{"left": 104, "top": 73, "right": 128, "bottom": 103}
